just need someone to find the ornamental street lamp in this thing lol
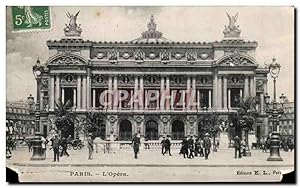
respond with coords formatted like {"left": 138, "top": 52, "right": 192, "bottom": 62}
{"left": 264, "top": 57, "right": 284, "bottom": 161}
{"left": 30, "top": 58, "right": 45, "bottom": 160}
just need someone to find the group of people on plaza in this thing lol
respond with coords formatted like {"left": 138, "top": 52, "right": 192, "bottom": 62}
{"left": 179, "top": 133, "right": 212, "bottom": 160}
{"left": 260, "top": 134, "right": 295, "bottom": 153}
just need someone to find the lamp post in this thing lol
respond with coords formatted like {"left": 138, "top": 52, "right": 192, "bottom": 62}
{"left": 30, "top": 58, "right": 45, "bottom": 160}
{"left": 264, "top": 57, "right": 284, "bottom": 161}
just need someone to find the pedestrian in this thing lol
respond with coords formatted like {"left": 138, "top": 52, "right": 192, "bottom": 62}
{"left": 60, "top": 137, "right": 70, "bottom": 157}
{"left": 67, "top": 135, "right": 72, "bottom": 148}
{"left": 194, "top": 138, "right": 201, "bottom": 157}
{"left": 188, "top": 135, "right": 194, "bottom": 159}
{"left": 233, "top": 136, "right": 242, "bottom": 158}
{"left": 163, "top": 135, "right": 172, "bottom": 156}
{"left": 203, "top": 133, "right": 212, "bottom": 160}
{"left": 161, "top": 136, "right": 166, "bottom": 155}
{"left": 132, "top": 133, "right": 141, "bottom": 159}
{"left": 87, "top": 133, "right": 94, "bottom": 160}
{"left": 180, "top": 136, "right": 189, "bottom": 158}
{"left": 41, "top": 136, "right": 47, "bottom": 158}
{"left": 51, "top": 134, "right": 60, "bottom": 162}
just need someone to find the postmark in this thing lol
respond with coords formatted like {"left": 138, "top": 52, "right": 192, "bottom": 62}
{"left": 11, "top": 6, "right": 51, "bottom": 32}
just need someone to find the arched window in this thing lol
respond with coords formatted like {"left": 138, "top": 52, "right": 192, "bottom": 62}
{"left": 119, "top": 120, "right": 132, "bottom": 141}
{"left": 145, "top": 120, "right": 158, "bottom": 140}
{"left": 172, "top": 120, "right": 185, "bottom": 140}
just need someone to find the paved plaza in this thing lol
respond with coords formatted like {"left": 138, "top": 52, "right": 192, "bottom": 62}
{"left": 6, "top": 145, "right": 294, "bottom": 182}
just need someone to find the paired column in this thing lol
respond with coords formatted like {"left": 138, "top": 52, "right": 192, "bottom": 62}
{"left": 50, "top": 75, "right": 55, "bottom": 110}
{"left": 244, "top": 75, "right": 249, "bottom": 100}
{"left": 166, "top": 76, "right": 170, "bottom": 110}
{"left": 77, "top": 75, "right": 81, "bottom": 109}
{"left": 82, "top": 76, "right": 87, "bottom": 109}
{"left": 55, "top": 75, "right": 60, "bottom": 104}
{"left": 86, "top": 70, "right": 91, "bottom": 110}
{"left": 113, "top": 76, "right": 118, "bottom": 110}
{"left": 139, "top": 76, "right": 144, "bottom": 109}
{"left": 223, "top": 76, "right": 227, "bottom": 109}
{"left": 61, "top": 88, "right": 65, "bottom": 104}
{"left": 160, "top": 76, "right": 165, "bottom": 110}
{"left": 213, "top": 73, "right": 218, "bottom": 109}
{"left": 134, "top": 76, "right": 138, "bottom": 110}
{"left": 217, "top": 76, "right": 222, "bottom": 109}
{"left": 197, "top": 90, "right": 200, "bottom": 110}
{"left": 186, "top": 77, "right": 191, "bottom": 110}
{"left": 191, "top": 77, "right": 196, "bottom": 110}
{"left": 92, "top": 89, "right": 96, "bottom": 108}
{"left": 208, "top": 90, "right": 212, "bottom": 108}
{"left": 73, "top": 88, "right": 77, "bottom": 107}
{"left": 260, "top": 93, "right": 264, "bottom": 113}
{"left": 228, "top": 89, "right": 231, "bottom": 108}
{"left": 108, "top": 76, "right": 113, "bottom": 110}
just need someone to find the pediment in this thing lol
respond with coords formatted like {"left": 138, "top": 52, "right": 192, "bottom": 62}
{"left": 217, "top": 53, "right": 258, "bottom": 67}
{"left": 46, "top": 53, "right": 88, "bottom": 66}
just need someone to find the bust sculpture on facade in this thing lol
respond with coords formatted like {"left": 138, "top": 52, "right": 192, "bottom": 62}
{"left": 223, "top": 13, "right": 241, "bottom": 38}
{"left": 64, "top": 11, "right": 82, "bottom": 37}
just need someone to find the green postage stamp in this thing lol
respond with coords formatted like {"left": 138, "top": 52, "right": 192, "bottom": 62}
{"left": 11, "top": 6, "right": 51, "bottom": 32}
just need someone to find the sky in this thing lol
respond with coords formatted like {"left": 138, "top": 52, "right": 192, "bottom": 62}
{"left": 6, "top": 6, "right": 294, "bottom": 102}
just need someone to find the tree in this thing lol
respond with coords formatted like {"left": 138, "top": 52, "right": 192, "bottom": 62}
{"left": 236, "top": 96, "right": 258, "bottom": 156}
{"left": 54, "top": 99, "right": 75, "bottom": 138}
{"left": 84, "top": 112, "right": 106, "bottom": 139}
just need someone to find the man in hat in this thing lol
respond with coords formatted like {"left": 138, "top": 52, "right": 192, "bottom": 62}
{"left": 233, "top": 136, "right": 242, "bottom": 158}
{"left": 203, "top": 133, "right": 212, "bottom": 160}
{"left": 87, "top": 133, "right": 94, "bottom": 159}
{"left": 132, "top": 133, "right": 141, "bottom": 159}
{"left": 187, "top": 135, "right": 195, "bottom": 159}
{"left": 51, "top": 134, "right": 60, "bottom": 162}
{"left": 180, "top": 136, "right": 189, "bottom": 158}
{"left": 163, "top": 135, "right": 172, "bottom": 156}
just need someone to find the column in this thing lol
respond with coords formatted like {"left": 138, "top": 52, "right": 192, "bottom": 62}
{"left": 108, "top": 76, "right": 113, "bottom": 110}
{"left": 156, "top": 90, "right": 159, "bottom": 110}
{"left": 145, "top": 90, "right": 148, "bottom": 110}
{"left": 50, "top": 75, "right": 55, "bottom": 110}
{"left": 55, "top": 75, "right": 60, "bottom": 103}
{"left": 253, "top": 76, "right": 257, "bottom": 97}
{"left": 61, "top": 88, "right": 65, "bottom": 104}
{"left": 223, "top": 76, "right": 227, "bottom": 109}
{"left": 191, "top": 77, "right": 196, "bottom": 110}
{"left": 249, "top": 76, "right": 254, "bottom": 97}
{"left": 197, "top": 90, "right": 200, "bottom": 110}
{"left": 228, "top": 89, "right": 231, "bottom": 108}
{"left": 82, "top": 76, "right": 87, "bottom": 109}
{"left": 244, "top": 75, "right": 249, "bottom": 99}
{"left": 240, "top": 89, "right": 243, "bottom": 99}
{"left": 260, "top": 93, "right": 264, "bottom": 114}
{"left": 213, "top": 73, "right": 218, "bottom": 108}
{"left": 182, "top": 89, "right": 186, "bottom": 110}
{"left": 86, "top": 71, "right": 91, "bottom": 110}
{"left": 130, "top": 90, "right": 134, "bottom": 110}
{"left": 139, "top": 76, "right": 144, "bottom": 109}
{"left": 160, "top": 76, "right": 165, "bottom": 110}
{"left": 73, "top": 88, "right": 76, "bottom": 107}
{"left": 77, "top": 75, "right": 81, "bottom": 109}
{"left": 134, "top": 76, "right": 138, "bottom": 110}
{"left": 186, "top": 77, "right": 191, "bottom": 110}
{"left": 166, "top": 76, "right": 170, "bottom": 110}
{"left": 217, "top": 76, "right": 222, "bottom": 109}
{"left": 113, "top": 76, "right": 118, "bottom": 109}
{"left": 208, "top": 89, "right": 212, "bottom": 108}
{"left": 92, "top": 89, "right": 96, "bottom": 108}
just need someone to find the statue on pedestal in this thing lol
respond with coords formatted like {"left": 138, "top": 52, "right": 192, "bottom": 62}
{"left": 223, "top": 13, "right": 241, "bottom": 38}
{"left": 64, "top": 11, "right": 82, "bottom": 37}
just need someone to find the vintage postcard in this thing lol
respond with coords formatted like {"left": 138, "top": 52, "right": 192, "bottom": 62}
{"left": 6, "top": 6, "right": 295, "bottom": 183}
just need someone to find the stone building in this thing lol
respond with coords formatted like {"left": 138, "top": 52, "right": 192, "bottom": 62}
{"left": 6, "top": 101, "right": 35, "bottom": 137}
{"left": 36, "top": 13, "right": 270, "bottom": 142}
{"left": 278, "top": 102, "right": 294, "bottom": 137}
